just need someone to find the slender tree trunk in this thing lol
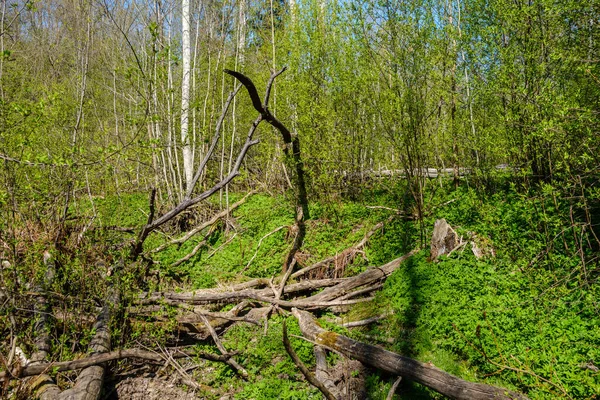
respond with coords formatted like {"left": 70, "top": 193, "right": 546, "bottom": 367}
{"left": 181, "top": 0, "right": 193, "bottom": 190}
{"left": 0, "top": 0, "right": 5, "bottom": 101}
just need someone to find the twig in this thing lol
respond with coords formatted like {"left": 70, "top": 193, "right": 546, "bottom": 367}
{"left": 291, "top": 216, "right": 396, "bottom": 279}
{"left": 150, "top": 190, "right": 255, "bottom": 254}
{"left": 341, "top": 313, "right": 391, "bottom": 328}
{"left": 386, "top": 376, "right": 402, "bottom": 400}
{"left": 244, "top": 225, "right": 287, "bottom": 271}
{"left": 199, "top": 315, "right": 249, "bottom": 379}
{"left": 282, "top": 321, "right": 338, "bottom": 400}
{"left": 335, "top": 283, "right": 383, "bottom": 301}
{"left": 204, "top": 232, "right": 238, "bottom": 260}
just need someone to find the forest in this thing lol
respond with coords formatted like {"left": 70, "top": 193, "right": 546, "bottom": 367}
{"left": 0, "top": 0, "right": 599, "bottom": 398}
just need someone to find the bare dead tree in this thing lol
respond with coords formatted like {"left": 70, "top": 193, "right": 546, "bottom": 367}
{"left": 224, "top": 67, "right": 309, "bottom": 273}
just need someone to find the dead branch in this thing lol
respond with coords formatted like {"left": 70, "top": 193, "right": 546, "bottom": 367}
{"left": 136, "top": 278, "right": 345, "bottom": 305}
{"left": 291, "top": 215, "right": 395, "bottom": 279}
{"left": 130, "top": 84, "right": 256, "bottom": 260}
{"left": 169, "top": 224, "right": 216, "bottom": 269}
{"left": 303, "top": 249, "right": 418, "bottom": 303}
{"left": 150, "top": 190, "right": 255, "bottom": 254}
{"left": 244, "top": 225, "right": 287, "bottom": 271}
{"left": 282, "top": 321, "right": 337, "bottom": 400}
{"left": 134, "top": 249, "right": 415, "bottom": 311}
{"left": 292, "top": 308, "right": 528, "bottom": 400}
{"left": 199, "top": 315, "right": 248, "bottom": 379}
{"left": 204, "top": 232, "right": 238, "bottom": 260}
{"left": 137, "top": 288, "right": 372, "bottom": 310}
{"left": 0, "top": 348, "right": 233, "bottom": 381}
{"left": 225, "top": 67, "right": 310, "bottom": 273}
{"left": 386, "top": 376, "right": 402, "bottom": 400}
{"left": 335, "top": 283, "right": 383, "bottom": 301}
{"left": 341, "top": 313, "right": 391, "bottom": 328}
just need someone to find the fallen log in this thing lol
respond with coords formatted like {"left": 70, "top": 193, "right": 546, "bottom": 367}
{"left": 136, "top": 278, "right": 346, "bottom": 305}
{"left": 0, "top": 348, "right": 233, "bottom": 381}
{"left": 302, "top": 249, "right": 418, "bottom": 303}
{"left": 29, "top": 251, "right": 61, "bottom": 400}
{"left": 292, "top": 308, "right": 528, "bottom": 400}
{"left": 57, "top": 261, "right": 122, "bottom": 400}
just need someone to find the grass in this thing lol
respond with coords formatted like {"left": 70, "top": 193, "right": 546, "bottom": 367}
{"left": 45, "top": 180, "right": 600, "bottom": 398}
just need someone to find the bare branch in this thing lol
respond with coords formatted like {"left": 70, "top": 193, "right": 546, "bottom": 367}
{"left": 283, "top": 321, "right": 338, "bottom": 400}
{"left": 0, "top": 348, "right": 233, "bottom": 381}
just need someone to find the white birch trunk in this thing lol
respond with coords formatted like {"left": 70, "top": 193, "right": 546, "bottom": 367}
{"left": 181, "top": 0, "right": 193, "bottom": 191}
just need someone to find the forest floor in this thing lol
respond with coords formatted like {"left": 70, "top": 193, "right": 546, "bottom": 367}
{"left": 2, "top": 178, "right": 599, "bottom": 399}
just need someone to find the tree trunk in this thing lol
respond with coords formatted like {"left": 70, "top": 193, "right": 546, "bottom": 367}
{"left": 292, "top": 308, "right": 528, "bottom": 400}
{"left": 181, "top": 0, "right": 193, "bottom": 189}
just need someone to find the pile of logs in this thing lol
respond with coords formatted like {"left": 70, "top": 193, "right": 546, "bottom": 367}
{"left": 1, "top": 239, "right": 526, "bottom": 400}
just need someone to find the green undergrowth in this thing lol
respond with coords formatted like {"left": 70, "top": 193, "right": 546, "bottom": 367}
{"left": 82, "top": 181, "right": 599, "bottom": 398}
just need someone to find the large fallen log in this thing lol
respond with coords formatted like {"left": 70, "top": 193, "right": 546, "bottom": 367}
{"left": 136, "top": 278, "right": 345, "bottom": 305}
{"left": 56, "top": 262, "right": 122, "bottom": 400}
{"left": 30, "top": 252, "right": 61, "bottom": 400}
{"left": 292, "top": 308, "right": 528, "bottom": 400}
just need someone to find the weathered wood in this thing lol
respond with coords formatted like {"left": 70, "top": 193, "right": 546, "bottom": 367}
{"left": 292, "top": 308, "right": 528, "bottom": 400}
{"left": 0, "top": 348, "right": 232, "bottom": 381}
{"left": 29, "top": 251, "right": 61, "bottom": 400}
{"left": 386, "top": 376, "right": 402, "bottom": 400}
{"left": 282, "top": 321, "right": 337, "bottom": 400}
{"left": 136, "top": 278, "right": 346, "bottom": 305}
{"left": 314, "top": 346, "right": 340, "bottom": 399}
{"left": 303, "top": 250, "right": 418, "bottom": 303}
{"left": 430, "top": 219, "right": 459, "bottom": 260}
{"left": 291, "top": 215, "right": 395, "bottom": 279}
{"left": 224, "top": 68, "right": 310, "bottom": 273}
{"left": 56, "top": 261, "right": 122, "bottom": 400}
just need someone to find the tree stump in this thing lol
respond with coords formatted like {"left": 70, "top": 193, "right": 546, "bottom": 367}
{"left": 430, "top": 219, "right": 459, "bottom": 260}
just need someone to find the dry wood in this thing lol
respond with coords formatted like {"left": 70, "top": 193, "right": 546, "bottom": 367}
{"left": 314, "top": 346, "right": 340, "bottom": 399}
{"left": 130, "top": 84, "right": 257, "bottom": 260}
{"left": 303, "top": 249, "right": 418, "bottom": 303}
{"left": 129, "top": 304, "right": 261, "bottom": 327}
{"left": 291, "top": 215, "right": 395, "bottom": 279}
{"left": 244, "top": 225, "right": 287, "bottom": 271}
{"left": 225, "top": 67, "right": 309, "bottom": 273}
{"left": 0, "top": 348, "right": 233, "bottom": 381}
{"left": 341, "top": 313, "right": 391, "bottom": 328}
{"left": 292, "top": 308, "right": 528, "bottom": 400}
{"left": 29, "top": 251, "right": 61, "bottom": 400}
{"left": 199, "top": 315, "right": 248, "bottom": 379}
{"left": 386, "top": 376, "right": 402, "bottom": 400}
{"left": 335, "top": 283, "right": 383, "bottom": 301}
{"left": 169, "top": 231, "right": 212, "bottom": 268}
{"left": 430, "top": 219, "right": 459, "bottom": 260}
{"left": 138, "top": 288, "right": 372, "bottom": 310}
{"left": 282, "top": 321, "right": 337, "bottom": 400}
{"left": 150, "top": 190, "right": 255, "bottom": 254}
{"left": 56, "top": 261, "right": 122, "bottom": 400}
{"left": 136, "top": 278, "right": 345, "bottom": 305}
